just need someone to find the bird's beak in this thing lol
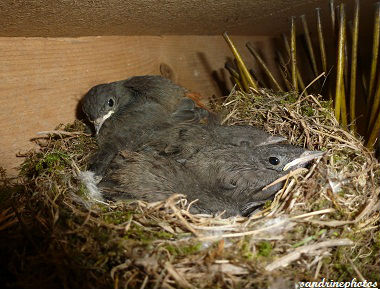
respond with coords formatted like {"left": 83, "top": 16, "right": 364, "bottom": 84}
{"left": 283, "top": 150, "right": 325, "bottom": 171}
{"left": 92, "top": 110, "right": 114, "bottom": 135}
{"left": 93, "top": 121, "right": 103, "bottom": 135}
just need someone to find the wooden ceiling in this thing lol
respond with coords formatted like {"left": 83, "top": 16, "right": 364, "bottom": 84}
{"left": 0, "top": 0, "right": 369, "bottom": 37}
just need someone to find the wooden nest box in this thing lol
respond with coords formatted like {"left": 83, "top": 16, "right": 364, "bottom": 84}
{"left": 0, "top": 0, "right": 375, "bottom": 174}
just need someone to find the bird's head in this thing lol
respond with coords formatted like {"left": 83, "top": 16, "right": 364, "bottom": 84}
{"left": 255, "top": 144, "right": 324, "bottom": 172}
{"left": 82, "top": 81, "right": 134, "bottom": 135}
{"left": 239, "top": 144, "right": 324, "bottom": 216}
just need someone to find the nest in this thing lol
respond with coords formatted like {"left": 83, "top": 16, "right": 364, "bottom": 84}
{"left": 0, "top": 89, "right": 379, "bottom": 289}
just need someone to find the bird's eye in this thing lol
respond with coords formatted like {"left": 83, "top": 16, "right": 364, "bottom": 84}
{"left": 108, "top": 98, "right": 114, "bottom": 107}
{"left": 269, "top": 156, "right": 280, "bottom": 165}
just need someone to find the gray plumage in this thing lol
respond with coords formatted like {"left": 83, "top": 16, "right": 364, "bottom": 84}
{"left": 81, "top": 75, "right": 211, "bottom": 176}
{"left": 98, "top": 142, "right": 322, "bottom": 217}
{"left": 141, "top": 122, "right": 286, "bottom": 161}
{"left": 81, "top": 75, "right": 279, "bottom": 177}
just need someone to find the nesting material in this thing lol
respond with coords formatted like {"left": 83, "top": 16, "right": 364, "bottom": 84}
{"left": 0, "top": 89, "right": 379, "bottom": 288}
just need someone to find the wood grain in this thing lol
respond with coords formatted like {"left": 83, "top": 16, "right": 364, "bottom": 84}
{"left": 0, "top": 35, "right": 270, "bottom": 175}
{"left": 0, "top": 0, "right": 354, "bottom": 37}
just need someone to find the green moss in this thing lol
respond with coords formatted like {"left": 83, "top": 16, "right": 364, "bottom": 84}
{"left": 19, "top": 153, "right": 41, "bottom": 176}
{"left": 181, "top": 242, "right": 202, "bottom": 254}
{"left": 311, "top": 198, "right": 330, "bottom": 211}
{"left": 76, "top": 184, "right": 88, "bottom": 197}
{"left": 332, "top": 154, "right": 343, "bottom": 163}
{"left": 63, "top": 121, "right": 86, "bottom": 132}
{"left": 164, "top": 242, "right": 202, "bottom": 256}
{"left": 322, "top": 256, "right": 332, "bottom": 264}
{"left": 257, "top": 241, "right": 272, "bottom": 257}
{"left": 375, "top": 231, "right": 380, "bottom": 249}
{"left": 155, "top": 231, "right": 175, "bottom": 239}
{"left": 292, "top": 229, "right": 327, "bottom": 248}
{"left": 94, "top": 227, "right": 112, "bottom": 243}
{"left": 35, "top": 151, "right": 69, "bottom": 173}
{"left": 102, "top": 210, "right": 133, "bottom": 225}
{"left": 331, "top": 209, "right": 345, "bottom": 220}
{"left": 263, "top": 200, "right": 272, "bottom": 209}
{"left": 302, "top": 106, "right": 315, "bottom": 117}
{"left": 320, "top": 99, "right": 333, "bottom": 109}
{"left": 368, "top": 271, "right": 380, "bottom": 282}
{"left": 337, "top": 190, "right": 346, "bottom": 197}
{"left": 164, "top": 244, "right": 177, "bottom": 255}
{"left": 241, "top": 238, "right": 254, "bottom": 260}
{"left": 333, "top": 262, "right": 354, "bottom": 281}
{"left": 122, "top": 223, "right": 175, "bottom": 245}
{"left": 284, "top": 92, "right": 298, "bottom": 103}
{"left": 20, "top": 150, "right": 70, "bottom": 178}
{"left": 124, "top": 225, "right": 153, "bottom": 244}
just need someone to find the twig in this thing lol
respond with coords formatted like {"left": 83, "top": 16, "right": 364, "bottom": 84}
{"left": 349, "top": 0, "right": 360, "bottom": 131}
{"left": 262, "top": 168, "right": 307, "bottom": 191}
{"left": 265, "top": 239, "right": 353, "bottom": 271}
{"left": 349, "top": 258, "right": 366, "bottom": 282}
{"left": 300, "top": 72, "right": 325, "bottom": 97}
{"left": 165, "top": 262, "right": 195, "bottom": 289}
{"left": 37, "top": 130, "right": 90, "bottom": 136}
{"left": 167, "top": 195, "right": 200, "bottom": 237}
{"left": 290, "top": 17, "right": 298, "bottom": 92}
{"left": 301, "top": 14, "right": 318, "bottom": 77}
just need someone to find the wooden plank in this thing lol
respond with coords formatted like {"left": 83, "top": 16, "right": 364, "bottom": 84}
{"left": 0, "top": 35, "right": 270, "bottom": 175}
{"left": 0, "top": 0, "right": 342, "bottom": 37}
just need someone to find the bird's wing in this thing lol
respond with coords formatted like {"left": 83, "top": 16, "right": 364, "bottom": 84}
{"left": 214, "top": 125, "right": 286, "bottom": 147}
{"left": 123, "top": 75, "right": 188, "bottom": 109}
{"left": 171, "top": 97, "right": 216, "bottom": 124}
{"left": 212, "top": 166, "right": 285, "bottom": 216}
{"left": 99, "top": 151, "right": 189, "bottom": 202}
{"left": 216, "top": 167, "right": 283, "bottom": 198}
{"left": 97, "top": 149, "right": 242, "bottom": 215}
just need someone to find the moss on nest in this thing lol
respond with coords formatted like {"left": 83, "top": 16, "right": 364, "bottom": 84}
{"left": 0, "top": 89, "right": 379, "bottom": 289}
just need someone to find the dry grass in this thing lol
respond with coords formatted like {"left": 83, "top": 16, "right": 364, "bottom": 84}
{"left": 0, "top": 89, "right": 379, "bottom": 289}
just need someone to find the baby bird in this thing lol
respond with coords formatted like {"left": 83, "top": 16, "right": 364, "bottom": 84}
{"left": 181, "top": 143, "right": 323, "bottom": 216}
{"left": 81, "top": 75, "right": 211, "bottom": 177}
{"left": 98, "top": 142, "right": 322, "bottom": 217}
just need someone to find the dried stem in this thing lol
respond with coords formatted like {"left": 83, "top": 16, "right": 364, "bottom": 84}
{"left": 330, "top": 0, "right": 336, "bottom": 35}
{"left": 368, "top": 3, "right": 380, "bottom": 103}
{"left": 301, "top": 14, "right": 318, "bottom": 76}
{"left": 235, "top": 59, "right": 250, "bottom": 92}
{"left": 334, "top": 4, "right": 346, "bottom": 123}
{"left": 246, "top": 42, "right": 283, "bottom": 91}
{"left": 341, "top": 82, "right": 348, "bottom": 129}
{"left": 290, "top": 17, "right": 298, "bottom": 92}
{"left": 316, "top": 8, "right": 327, "bottom": 73}
{"left": 367, "top": 84, "right": 380, "bottom": 141}
{"left": 277, "top": 51, "right": 292, "bottom": 91}
{"left": 349, "top": 0, "right": 360, "bottom": 131}
{"left": 283, "top": 34, "right": 306, "bottom": 92}
{"left": 223, "top": 32, "right": 258, "bottom": 90}
{"left": 225, "top": 61, "right": 244, "bottom": 91}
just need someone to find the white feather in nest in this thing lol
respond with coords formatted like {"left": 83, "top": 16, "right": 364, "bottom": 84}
{"left": 78, "top": 170, "right": 107, "bottom": 204}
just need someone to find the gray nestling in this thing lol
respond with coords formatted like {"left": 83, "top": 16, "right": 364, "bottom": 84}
{"left": 98, "top": 142, "right": 323, "bottom": 217}
{"left": 81, "top": 75, "right": 212, "bottom": 177}
{"left": 142, "top": 122, "right": 286, "bottom": 161}
{"left": 182, "top": 143, "right": 323, "bottom": 216}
